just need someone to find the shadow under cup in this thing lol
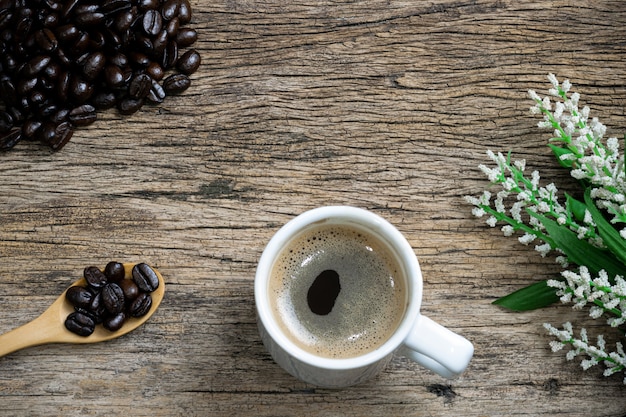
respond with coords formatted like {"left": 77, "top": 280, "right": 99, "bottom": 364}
{"left": 255, "top": 206, "right": 424, "bottom": 388}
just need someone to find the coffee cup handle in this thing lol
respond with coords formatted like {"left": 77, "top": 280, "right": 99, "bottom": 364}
{"left": 400, "top": 314, "right": 474, "bottom": 378}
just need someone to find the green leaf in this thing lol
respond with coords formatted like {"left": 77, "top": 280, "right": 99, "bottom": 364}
{"left": 530, "top": 210, "right": 625, "bottom": 279}
{"left": 548, "top": 144, "right": 575, "bottom": 168}
{"left": 493, "top": 279, "right": 559, "bottom": 311}
{"left": 584, "top": 188, "right": 626, "bottom": 270}
{"left": 565, "top": 193, "right": 587, "bottom": 222}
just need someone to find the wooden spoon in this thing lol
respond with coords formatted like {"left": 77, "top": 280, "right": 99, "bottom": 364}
{"left": 0, "top": 263, "right": 165, "bottom": 358}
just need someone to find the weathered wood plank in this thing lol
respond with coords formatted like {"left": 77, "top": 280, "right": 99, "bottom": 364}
{"left": 1, "top": 0, "right": 625, "bottom": 416}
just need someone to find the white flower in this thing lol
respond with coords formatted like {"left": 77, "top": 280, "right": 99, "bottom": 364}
{"left": 464, "top": 195, "right": 480, "bottom": 206}
{"left": 562, "top": 79, "right": 572, "bottom": 93}
{"left": 535, "top": 243, "right": 552, "bottom": 257}
{"left": 547, "top": 73, "right": 559, "bottom": 89}
{"left": 518, "top": 233, "right": 536, "bottom": 245}
{"left": 514, "top": 159, "right": 526, "bottom": 171}
{"left": 547, "top": 279, "right": 567, "bottom": 290}
{"left": 528, "top": 89, "right": 541, "bottom": 102}
{"left": 471, "top": 207, "right": 486, "bottom": 218}
{"left": 479, "top": 164, "right": 501, "bottom": 182}
{"left": 501, "top": 225, "right": 514, "bottom": 236}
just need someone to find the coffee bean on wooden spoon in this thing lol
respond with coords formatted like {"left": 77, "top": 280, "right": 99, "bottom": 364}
{"left": 0, "top": 263, "right": 165, "bottom": 358}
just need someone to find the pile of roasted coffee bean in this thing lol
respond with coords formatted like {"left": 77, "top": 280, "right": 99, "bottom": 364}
{"left": 64, "top": 262, "right": 160, "bottom": 336}
{"left": 0, "top": 0, "right": 200, "bottom": 151}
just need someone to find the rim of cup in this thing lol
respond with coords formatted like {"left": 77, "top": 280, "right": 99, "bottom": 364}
{"left": 255, "top": 206, "right": 423, "bottom": 370}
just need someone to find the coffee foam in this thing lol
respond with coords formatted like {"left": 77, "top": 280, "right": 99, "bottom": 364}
{"left": 269, "top": 224, "right": 406, "bottom": 359}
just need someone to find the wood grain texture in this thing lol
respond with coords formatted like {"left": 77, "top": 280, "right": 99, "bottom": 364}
{"left": 1, "top": 0, "right": 626, "bottom": 416}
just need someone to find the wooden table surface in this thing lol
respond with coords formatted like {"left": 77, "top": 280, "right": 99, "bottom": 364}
{"left": 1, "top": 0, "right": 625, "bottom": 415}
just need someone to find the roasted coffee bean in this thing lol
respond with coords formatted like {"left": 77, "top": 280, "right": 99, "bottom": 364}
{"left": 68, "top": 104, "right": 96, "bottom": 126}
{"left": 129, "top": 73, "right": 151, "bottom": 99}
{"left": 163, "top": 73, "right": 190, "bottom": 95}
{"left": 118, "top": 278, "right": 139, "bottom": 302}
{"left": 55, "top": 23, "right": 79, "bottom": 42}
{"left": 146, "top": 62, "right": 164, "bottom": 81}
{"left": 73, "top": 32, "right": 90, "bottom": 55}
{"left": 69, "top": 75, "right": 94, "bottom": 103}
{"left": 84, "top": 265, "right": 108, "bottom": 289}
{"left": 39, "top": 102, "right": 58, "bottom": 119}
{"left": 0, "top": 127, "right": 22, "bottom": 150}
{"left": 38, "top": 121, "right": 56, "bottom": 143}
{"left": 46, "top": 121, "right": 74, "bottom": 150}
{"left": 152, "top": 29, "right": 168, "bottom": 55}
{"left": 65, "top": 285, "right": 94, "bottom": 308}
{"left": 177, "top": 49, "right": 200, "bottom": 75}
{"left": 74, "top": 307, "right": 98, "bottom": 324}
{"left": 61, "top": 0, "right": 80, "bottom": 19}
{"left": 24, "top": 55, "right": 51, "bottom": 76}
{"left": 146, "top": 78, "right": 165, "bottom": 103}
{"left": 92, "top": 91, "right": 117, "bottom": 109}
{"left": 134, "top": 34, "right": 154, "bottom": 55}
{"left": 65, "top": 311, "right": 95, "bottom": 336}
{"left": 143, "top": 9, "right": 162, "bottom": 36}
{"left": 2, "top": 54, "right": 18, "bottom": 76}
{"left": 22, "top": 118, "right": 42, "bottom": 139}
{"left": 175, "top": 28, "right": 197, "bottom": 47}
{"left": 102, "top": 282, "right": 125, "bottom": 314}
{"left": 0, "top": 77, "right": 16, "bottom": 104}
{"left": 162, "top": 40, "right": 178, "bottom": 69}
{"left": 1, "top": 0, "right": 199, "bottom": 151}
{"left": 129, "top": 292, "right": 152, "bottom": 317}
{"left": 89, "top": 30, "right": 105, "bottom": 50}
{"left": 165, "top": 17, "right": 179, "bottom": 38}
{"left": 15, "top": 16, "right": 33, "bottom": 39}
{"left": 7, "top": 106, "right": 25, "bottom": 124}
{"left": 34, "top": 28, "right": 58, "bottom": 52}
{"left": 43, "top": 61, "right": 60, "bottom": 80}
{"left": 16, "top": 77, "right": 37, "bottom": 96}
{"left": 161, "top": 0, "right": 180, "bottom": 20}
{"left": 29, "top": 90, "right": 45, "bottom": 107}
{"left": 101, "top": 0, "right": 131, "bottom": 14}
{"left": 50, "top": 107, "right": 70, "bottom": 124}
{"left": 0, "top": 9, "right": 13, "bottom": 31}
{"left": 117, "top": 97, "right": 144, "bottom": 115}
{"left": 88, "top": 291, "right": 106, "bottom": 322}
{"left": 103, "top": 64, "right": 125, "bottom": 87}
{"left": 109, "top": 52, "right": 129, "bottom": 68}
{"left": 41, "top": 12, "right": 59, "bottom": 28}
{"left": 56, "top": 71, "right": 70, "bottom": 101}
{"left": 178, "top": 0, "right": 191, "bottom": 23}
{"left": 55, "top": 47, "right": 72, "bottom": 67}
{"left": 103, "top": 311, "right": 126, "bottom": 331}
{"left": 75, "top": 12, "right": 105, "bottom": 27}
{"left": 129, "top": 51, "right": 150, "bottom": 68}
{"left": 104, "top": 261, "right": 125, "bottom": 282}
{"left": 82, "top": 51, "right": 105, "bottom": 81}
{"left": 132, "top": 263, "right": 160, "bottom": 292}
{"left": 138, "top": 0, "right": 159, "bottom": 10}
{"left": 0, "top": 111, "right": 13, "bottom": 133}
{"left": 113, "top": 8, "right": 135, "bottom": 32}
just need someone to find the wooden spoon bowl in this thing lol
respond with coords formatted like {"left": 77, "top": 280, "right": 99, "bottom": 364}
{"left": 0, "top": 263, "right": 165, "bottom": 358}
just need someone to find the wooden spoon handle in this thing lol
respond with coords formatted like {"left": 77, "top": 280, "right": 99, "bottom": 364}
{"left": 0, "top": 313, "right": 60, "bottom": 358}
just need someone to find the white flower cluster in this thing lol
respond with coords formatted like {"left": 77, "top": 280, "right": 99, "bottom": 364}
{"left": 547, "top": 266, "right": 626, "bottom": 327}
{"left": 465, "top": 149, "right": 601, "bottom": 261}
{"left": 544, "top": 322, "right": 626, "bottom": 383}
{"left": 468, "top": 74, "right": 626, "bottom": 383}
{"left": 530, "top": 74, "right": 626, "bottom": 237}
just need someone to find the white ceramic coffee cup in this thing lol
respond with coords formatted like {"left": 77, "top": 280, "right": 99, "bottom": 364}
{"left": 255, "top": 206, "right": 474, "bottom": 388}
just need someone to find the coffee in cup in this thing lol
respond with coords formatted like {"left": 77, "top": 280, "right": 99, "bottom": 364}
{"left": 268, "top": 223, "right": 407, "bottom": 359}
